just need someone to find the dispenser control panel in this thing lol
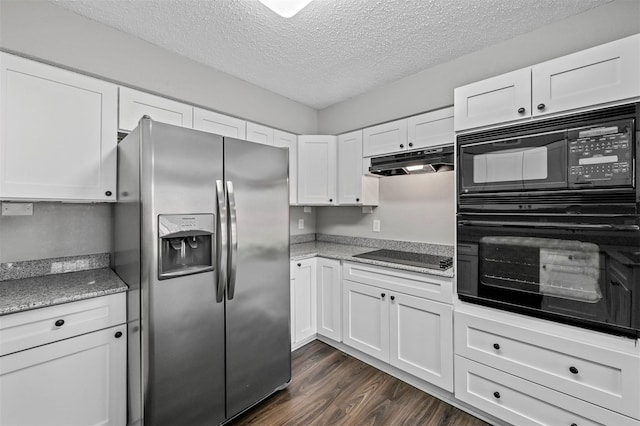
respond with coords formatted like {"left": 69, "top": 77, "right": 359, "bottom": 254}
{"left": 158, "top": 214, "right": 215, "bottom": 280}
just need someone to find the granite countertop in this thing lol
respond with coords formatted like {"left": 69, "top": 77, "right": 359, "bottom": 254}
{"left": 290, "top": 241, "right": 454, "bottom": 278}
{"left": 0, "top": 268, "right": 128, "bottom": 315}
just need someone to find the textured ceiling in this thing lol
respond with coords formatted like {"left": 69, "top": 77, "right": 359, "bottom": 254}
{"left": 49, "top": 0, "right": 611, "bottom": 109}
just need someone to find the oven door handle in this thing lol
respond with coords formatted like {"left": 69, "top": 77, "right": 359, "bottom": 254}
{"left": 458, "top": 220, "right": 640, "bottom": 231}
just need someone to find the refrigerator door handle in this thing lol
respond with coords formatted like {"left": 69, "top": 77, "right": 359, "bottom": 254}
{"left": 215, "top": 180, "right": 228, "bottom": 303}
{"left": 226, "top": 180, "right": 239, "bottom": 300}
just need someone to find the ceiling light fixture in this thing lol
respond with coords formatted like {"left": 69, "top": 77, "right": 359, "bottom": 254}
{"left": 258, "top": 0, "right": 313, "bottom": 18}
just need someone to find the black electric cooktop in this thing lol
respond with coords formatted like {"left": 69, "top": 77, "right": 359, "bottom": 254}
{"left": 353, "top": 249, "right": 453, "bottom": 270}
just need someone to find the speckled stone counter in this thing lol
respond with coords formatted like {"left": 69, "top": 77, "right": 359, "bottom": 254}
{"left": 0, "top": 267, "right": 128, "bottom": 316}
{"left": 290, "top": 240, "right": 454, "bottom": 278}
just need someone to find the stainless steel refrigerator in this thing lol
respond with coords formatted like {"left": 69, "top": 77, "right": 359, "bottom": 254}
{"left": 114, "top": 117, "right": 291, "bottom": 426}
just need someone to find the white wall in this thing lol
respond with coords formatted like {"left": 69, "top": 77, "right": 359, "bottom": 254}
{"left": 317, "top": 0, "right": 640, "bottom": 134}
{"left": 317, "top": 172, "right": 455, "bottom": 245}
{"left": 0, "top": 0, "right": 317, "bottom": 135}
{"left": 289, "top": 207, "right": 317, "bottom": 237}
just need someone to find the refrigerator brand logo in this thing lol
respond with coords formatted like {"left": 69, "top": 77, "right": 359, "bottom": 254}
{"left": 181, "top": 217, "right": 197, "bottom": 230}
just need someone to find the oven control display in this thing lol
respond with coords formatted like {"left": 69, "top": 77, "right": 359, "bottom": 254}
{"left": 568, "top": 120, "right": 633, "bottom": 187}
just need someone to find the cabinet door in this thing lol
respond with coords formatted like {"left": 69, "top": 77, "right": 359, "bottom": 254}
{"left": 297, "top": 135, "right": 337, "bottom": 205}
{"left": 274, "top": 130, "right": 298, "bottom": 205}
{"left": 532, "top": 34, "right": 640, "bottom": 117}
{"left": 407, "top": 107, "right": 454, "bottom": 149}
{"left": 246, "top": 122, "right": 274, "bottom": 145}
{"left": 0, "top": 325, "right": 126, "bottom": 426}
{"left": 389, "top": 293, "right": 453, "bottom": 391}
{"left": 292, "top": 259, "right": 317, "bottom": 346}
{"left": 193, "top": 108, "right": 246, "bottom": 139}
{"left": 0, "top": 53, "right": 117, "bottom": 201}
{"left": 316, "top": 258, "right": 342, "bottom": 342}
{"left": 362, "top": 118, "right": 408, "bottom": 157}
{"left": 337, "top": 130, "right": 364, "bottom": 204}
{"left": 342, "top": 280, "right": 389, "bottom": 362}
{"left": 119, "top": 87, "right": 193, "bottom": 132}
{"left": 454, "top": 68, "right": 531, "bottom": 131}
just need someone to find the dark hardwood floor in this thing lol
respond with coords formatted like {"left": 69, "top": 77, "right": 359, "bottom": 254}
{"left": 230, "top": 341, "right": 489, "bottom": 426}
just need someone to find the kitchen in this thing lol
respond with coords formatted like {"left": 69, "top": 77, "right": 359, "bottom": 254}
{"left": 0, "top": 0, "right": 639, "bottom": 425}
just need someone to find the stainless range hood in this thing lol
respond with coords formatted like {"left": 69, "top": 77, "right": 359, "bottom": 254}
{"left": 368, "top": 145, "right": 454, "bottom": 176}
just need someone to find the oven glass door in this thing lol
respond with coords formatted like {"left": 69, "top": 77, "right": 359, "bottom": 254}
{"left": 457, "top": 216, "right": 640, "bottom": 336}
{"left": 459, "top": 131, "right": 567, "bottom": 194}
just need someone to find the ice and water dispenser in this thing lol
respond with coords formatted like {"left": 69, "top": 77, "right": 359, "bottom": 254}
{"left": 158, "top": 214, "right": 215, "bottom": 279}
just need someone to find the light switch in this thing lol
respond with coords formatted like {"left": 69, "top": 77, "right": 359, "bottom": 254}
{"left": 372, "top": 219, "right": 381, "bottom": 232}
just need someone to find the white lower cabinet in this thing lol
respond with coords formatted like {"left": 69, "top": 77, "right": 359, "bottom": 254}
{"left": 0, "top": 294, "right": 127, "bottom": 426}
{"left": 455, "top": 304, "right": 640, "bottom": 424}
{"left": 456, "top": 356, "right": 639, "bottom": 426}
{"left": 316, "top": 258, "right": 342, "bottom": 341}
{"left": 341, "top": 262, "right": 454, "bottom": 391}
{"left": 291, "top": 258, "right": 317, "bottom": 349}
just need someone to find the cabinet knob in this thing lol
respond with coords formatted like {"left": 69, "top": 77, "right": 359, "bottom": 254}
{"left": 356, "top": 198, "right": 360, "bottom": 202}
{"left": 329, "top": 198, "right": 333, "bottom": 202}
{"left": 493, "top": 343, "right": 500, "bottom": 350}
{"left": 390, "top": 295, "right": 395, "bottom": 301}
{"left": 399, "top": 144, "right": 404, "bottom": 149}
{"left": 517, "top": 107, "right": 525, "bottom": 114}
{"left": 493, "top": 391, "right": 501, "bottom": 399}
{"left": 569, "top": 366, "right": 579, "bottom": 374}
{"left": 115, "top": 331, "right": 123, "bottom": 338}
{"left": 408, "top": 142, "right": 413, "bottom": 147}
{"left": 54, "top": 319, "right": 65, "bottom": 327}
{"left": 571, "top": 424, "right": 578, "bottom": 426}
{"left": 537, "top": 103, "right": 546, "bottom": 111}
{"left": 105, "top": 190, "right": 112, "bottom": 196}
{"left": 297, "top": 263, "right": 301, "bottom": 267}
{"left": 381, "top": 293, "right": 386, "bottom": 298}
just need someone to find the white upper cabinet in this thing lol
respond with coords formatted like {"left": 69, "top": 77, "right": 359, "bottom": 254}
{"left": 0, "top": 53, "right": 118, "bottom": 202}
{"left": 407, "top": 107, "right": 455, "bottom": 149}
{"left": 297, "top": 135, "right": 337, "bottom": 205}
{"left": 454, "top": 68, "right": 531, "bottom": 131}
{"left": 273, "top": 129, "right": 298, "bottom": 205}
{"left": 246, "top": 122, "right": 274, "bottom": 145}
{"left": 532, "top": 34, "right": 640, "bottom": 117}
{"left": 455, "top": 34, "right": 640, "bottom": 131}
{"left": 193, "top": 108, "right": 246, "bottom": 139}
{"left": 119, "top": 87, "right": 193, "bottom": 132}
{"left": 363, "top": 118, "right": 408, "bottom": 157}
{"left": 337, "top": 130, "right": 378, "bottom": 206}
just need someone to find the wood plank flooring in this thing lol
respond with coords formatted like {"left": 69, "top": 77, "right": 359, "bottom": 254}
{"left": 230, "top": 341, "right": 488, "bottom": 426}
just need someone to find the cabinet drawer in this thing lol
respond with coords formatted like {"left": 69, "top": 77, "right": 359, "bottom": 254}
{"left": 455, "top": 356, "right": 639, "bottom": 426}
{"left": 455, "top": 310, "right": 640, "bottom": 419}
{"left": 342, "top": 261, "right": 452, "bottom": 303}
{"left": 0, "top": 293, "right": 126, "bottom": 356}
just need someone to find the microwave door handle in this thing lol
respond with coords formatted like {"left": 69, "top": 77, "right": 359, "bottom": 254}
{"left": 458, "top": 220, "right": 639, "bottom": 231}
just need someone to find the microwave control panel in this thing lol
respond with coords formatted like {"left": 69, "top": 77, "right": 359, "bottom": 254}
{"left": 568, "top": 120, "right": 633, "bottom": 188}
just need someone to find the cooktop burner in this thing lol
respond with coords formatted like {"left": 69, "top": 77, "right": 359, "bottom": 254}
{"left": 353, "top": 249, "right": 453, "bottom": 270}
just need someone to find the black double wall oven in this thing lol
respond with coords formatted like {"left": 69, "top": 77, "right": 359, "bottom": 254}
{"left": 456, "top": 102, "right": 640, "bottom": 338}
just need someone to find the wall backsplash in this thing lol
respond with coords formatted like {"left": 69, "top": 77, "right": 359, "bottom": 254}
{"left": 289, "top": 206, "right": 317, "bottom": 236}
{"left": 0, "top": 203, "right": 113, "bottom": 263}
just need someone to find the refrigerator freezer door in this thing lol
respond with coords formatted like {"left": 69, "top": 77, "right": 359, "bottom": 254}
{"left": 141, "top": 121, "right": 226, "bottom": 426}
{"left": 224, "top": 138, "right": 291, "bottom": 418}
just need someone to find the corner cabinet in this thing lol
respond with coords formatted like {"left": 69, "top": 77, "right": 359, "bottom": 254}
{"left": 291, "top": 258, "right": 317, "bottom": 349}
{"left": 455, "top": 34, "right": 640, "bottom": 131}
{"left": 0, "top": 53, "right": 117, "bottom": 202}
{"left": 341, "top": 262, "right": 454, "bottom": 392}
{"left": 337, "top": 130, "right": 378, "bottom": 206}
{"left": 0, "top": 293, "right": 127, "bottom": 426}
{"left": 316, "top": 258, "right": 342, "bottom": 342}
{"left": 297, "top": 135, "right": 337, "bottom": 205}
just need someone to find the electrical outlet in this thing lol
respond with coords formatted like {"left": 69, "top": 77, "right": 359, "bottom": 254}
{"left": 298, "top": 219, "right": 305, "bottom": 229}
{"left": 2, "top": 202, "right": 33, "bottom": 216}
{"left": 372, "top": 219, "right": 381, "bottom": 233}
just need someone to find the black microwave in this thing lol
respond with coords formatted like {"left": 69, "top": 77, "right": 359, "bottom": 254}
{"left": 457, "top": 103, "right": 638, "bottom": 215}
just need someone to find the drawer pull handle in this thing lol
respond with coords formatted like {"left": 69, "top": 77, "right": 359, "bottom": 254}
{"left": 493, "top": 343, "right": 500, "bottom": 350}
{"left": 493, "top": 391, "right": 500, "bottom": 399}
{"left": 115, "top": 331, "right": 123, "bottom": 338}
{"left": 54, "top": 319, "right": 65, "bottom": 327}
{"left": 569, "top": 366, "right": 579, "bottom": 374}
